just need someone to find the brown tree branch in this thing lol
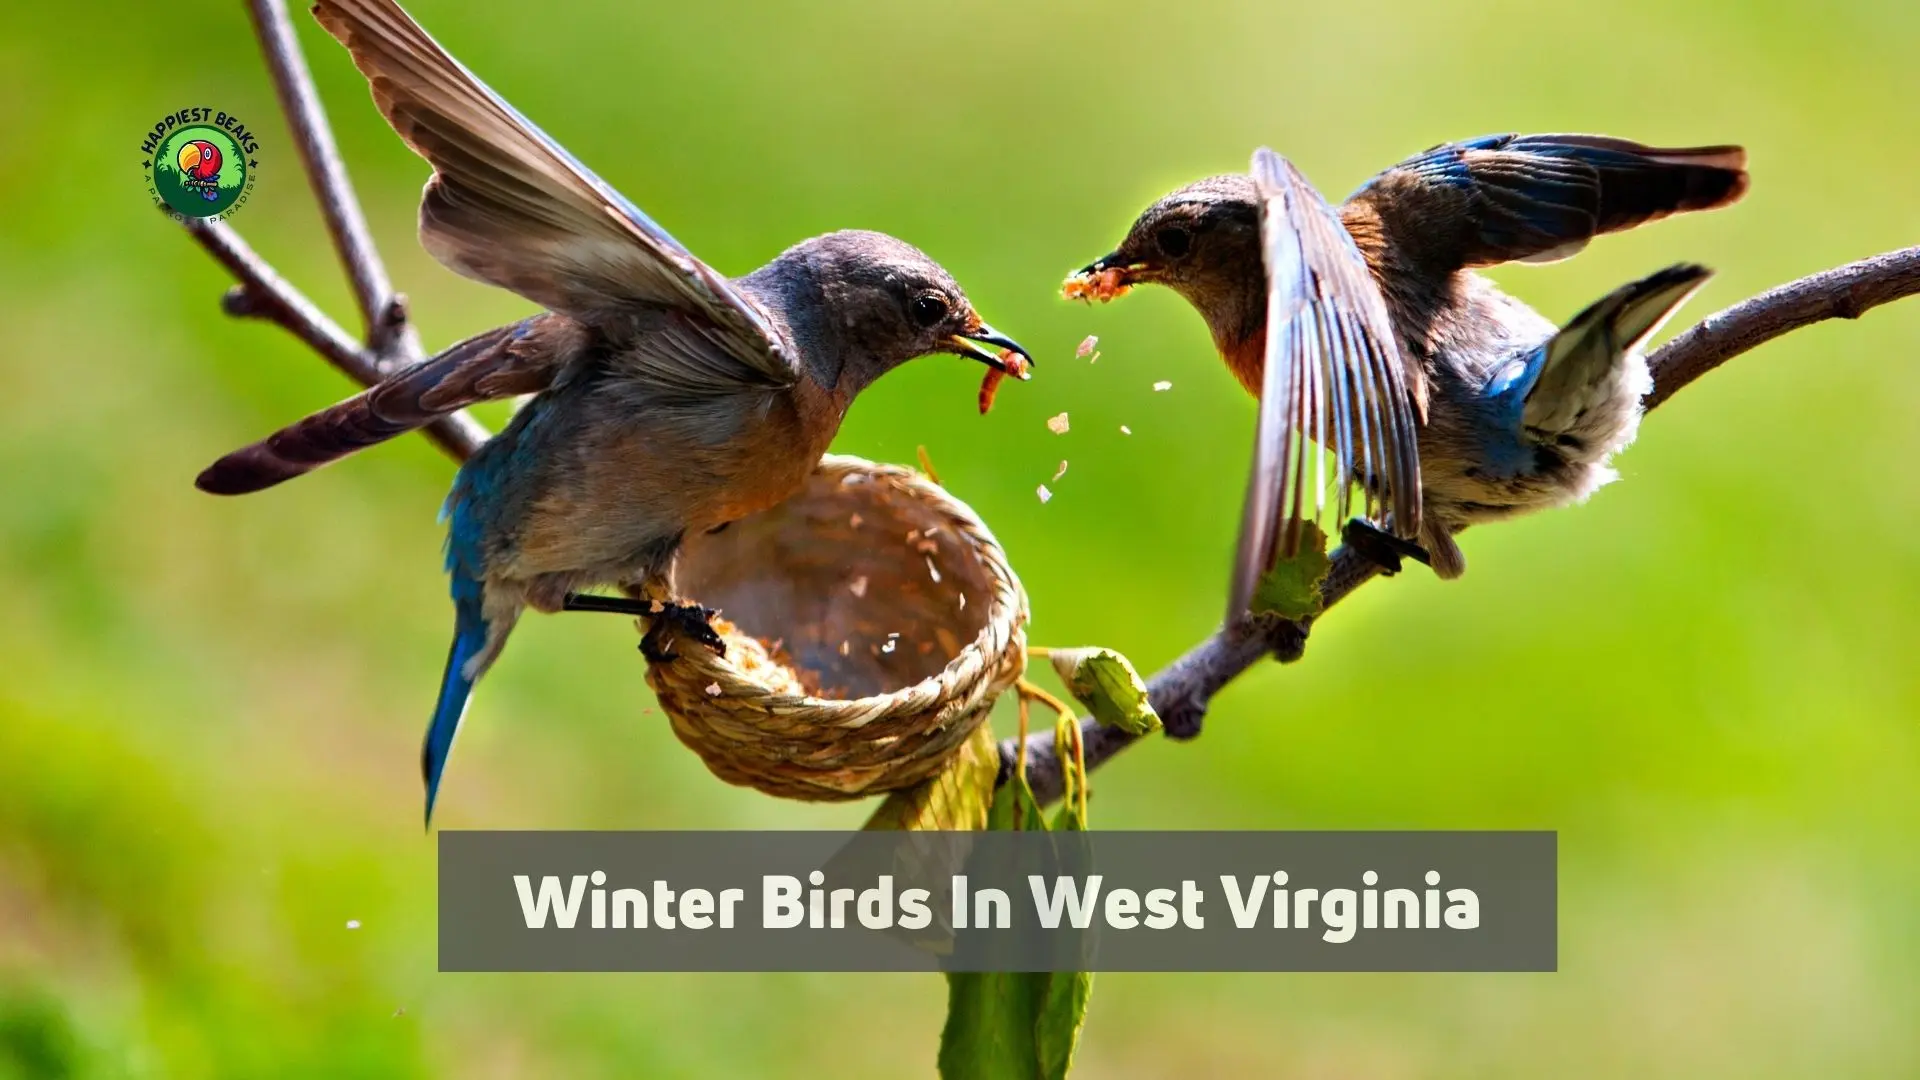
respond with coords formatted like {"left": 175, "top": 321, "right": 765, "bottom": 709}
{"left": 182, "top": 217, "right": 488, "bottom": 460}
{"left": 246, "top": 0, "right": 422, "bottom": 370}
{"left": 182, "top": 0, "right": 483, "bottom": 457}
{"left": 176, "top": 0, "right": 1920, "bottom": 812}
{"left": 1007, "top": 244, "right": 1920, "bottom": 805}
{"left": 1644, "top": 246, "right": 1920, "bottom": 411}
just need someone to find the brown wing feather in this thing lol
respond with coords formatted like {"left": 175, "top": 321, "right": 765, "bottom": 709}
{"left": 196, "top": 315, "right": 578, "bottom": 495}
{"left": 1229, "top": 148, "right": 1424, "bottom": 622}
{"left": 310, "top": 0, "right": 793, "bottom": 385}
{"left": 1348, "top": 133, "right": 1748, "bottom": 271}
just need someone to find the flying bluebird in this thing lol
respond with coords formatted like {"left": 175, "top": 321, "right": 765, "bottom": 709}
{"left": 1067, "top": 134, "right": 1745, "bottom": 618}
{"left": 195, "top": 0, "right": 1033, "bottom": 823}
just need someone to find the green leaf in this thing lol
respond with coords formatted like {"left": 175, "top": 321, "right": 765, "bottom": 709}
{"left": 1035, "top": 716, "right": 1094, "bottom": 1078}
{"left": 936, "top": 711, "right": 1095, "bottom": 1079}
{"left": 1248, "top": 521, "right": 1332, "bottom": 620}
{"left": 939, "top": 970, "right": 1046, "bottom": 1079}
{"left": 1034, "top": 968, "right": 1093, "bottom": 1079}
{"left": 940, "top": 961, "right": 1093, "bottom": 1080}
{"left": 987, "top": 768, "right": 1047, "bottom": 834}
{"left": 1046, "top": 648, "right": 1161, "bottom": 736}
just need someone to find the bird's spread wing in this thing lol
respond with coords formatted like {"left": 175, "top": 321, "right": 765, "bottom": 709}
{"left": 311, "top": 0, "right": 794, "bottom": 385}
{"left": 1230, "top": 148, "right": 1423, "bottom": 621}
{"left": 1348, "top": 133, "right": 1748, "bottom": 270}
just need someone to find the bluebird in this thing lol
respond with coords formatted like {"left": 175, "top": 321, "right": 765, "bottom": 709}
{"left": 195, "top": 0, "right": 1032, "bottom": 823}
{"left": 1067, "top": 134, "right": 1745, "bottom": 617}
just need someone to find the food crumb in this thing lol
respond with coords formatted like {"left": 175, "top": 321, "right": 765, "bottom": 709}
{"left": 1037, "top": 484, "right": 1053, "bottom": 504}
{"left": 849, "top": 513, "right": 863, "bottom": 529}
{"left": 926, "top": 557, "right": 942, "bottom": 584}
{"left": 1076, "top": 335, "right": 1099, "bottom": 359}
{"left": 849, "top": 575, "right": 868, "bottom": 598}
{"left": 1051, "top": 460, "right": 1069, "bottom": 483}
{"left": 346, "top": 919, "right": 361, "bottom": 930}
{"left": 958, "top": 593, "right": 967, "bottom": 610}
{"left": 1153, "top": 380, "right": 1172, "bottom": 392}
{"left": 839, "top": 640, "right": 851, "bottom": 657}
{"left": 704, "top": 682, "right": 722, "bottom": 697}
{"left": 1120, "top": 424, "right": 1133, "bottom": 435}
{"left": 1046, "top": 412, "right": 1070, "bottom": 435}
{"left": 1063, "top": 267, "right": 1133, "bottom": 303}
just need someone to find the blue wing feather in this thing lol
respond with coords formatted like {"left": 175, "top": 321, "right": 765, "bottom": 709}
{"left": 1349, "top": 134, "right": 1747, "bottom": 269}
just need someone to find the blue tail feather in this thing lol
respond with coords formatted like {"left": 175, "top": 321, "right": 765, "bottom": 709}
{"left": 425, "top": 591, "right": 488, "bottom": 827}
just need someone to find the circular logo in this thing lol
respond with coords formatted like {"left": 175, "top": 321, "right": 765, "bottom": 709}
{"left": 142, "top": 110, "right": 259, "bottom": 221}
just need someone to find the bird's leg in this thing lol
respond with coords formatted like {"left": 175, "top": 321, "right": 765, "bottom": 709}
{"left": 561, "top": 593, "right": 657, "bottom": 617}
{"left": 1341, "top": 518, "right": 1432, "bottom": 576}
{"left": 561, "top": 593, "right": 727, "bottom": 662}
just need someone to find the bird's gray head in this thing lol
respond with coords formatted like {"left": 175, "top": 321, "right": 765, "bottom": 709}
{"left": 1065, "top": 174, "right": 1266, "bottom": 350}
{"left": 745, "top": 229, "right": 1032, "bottom": 394}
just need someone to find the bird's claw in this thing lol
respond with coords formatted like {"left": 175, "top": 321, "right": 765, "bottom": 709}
{"left": 639, "top": 601, "right": 727, "bottom": 663}
{"left": 1342, "top": 518, "right": 1431, "bottom": 576}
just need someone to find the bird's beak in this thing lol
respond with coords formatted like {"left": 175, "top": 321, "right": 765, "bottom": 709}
{"left": 947, "top": 324, "right": 1034, "bottom": 379}
{"left": 1062, "top": 254, "right": 1149, "bottom": 302}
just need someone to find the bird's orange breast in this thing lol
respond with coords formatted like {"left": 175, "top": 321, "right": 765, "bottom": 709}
{"left": 696, "top": 375, "right": 849, "bottom": 527}
{"left": 1220, "top": 329, "right": 1268, "bottom": 399}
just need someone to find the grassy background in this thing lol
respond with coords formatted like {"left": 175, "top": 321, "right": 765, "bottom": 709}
{"left": 2, "top": 0, "right": 1916, "bottom": 1075}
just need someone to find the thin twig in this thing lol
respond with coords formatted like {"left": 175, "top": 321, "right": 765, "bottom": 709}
{"left": 1017, "top": 679, "right": 1080, "bottom": 726}
{"left": 181, "top": 0, "right": 486, "bottom": 461}
{"left": 183, "top": 217, "right": 489, "bottom": 461}
{"left": 185, "top": 216, "right": 368, "bottom": 381}
{"left": 246, "top": 0, "right": 421, "bottom": 370}
{"left": 1013, "top": 691, "right": 1031, "bottom": 831}
{"left": 1006, "top": 244, "right": 1920, "bottom": 805}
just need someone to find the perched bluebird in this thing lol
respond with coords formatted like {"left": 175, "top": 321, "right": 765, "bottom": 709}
{"left": 1067, "top": 135, "right": 1745, "bottom": 617}
{"left": 195, "top": 0, "right": 1032, "bottom": 823}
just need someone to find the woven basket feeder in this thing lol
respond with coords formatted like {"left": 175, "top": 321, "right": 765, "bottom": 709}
{"left": 645, "top": 454, "right": 1028, "bottom": 801}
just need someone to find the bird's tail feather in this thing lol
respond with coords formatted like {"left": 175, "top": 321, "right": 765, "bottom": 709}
{"left": 1523, "top": 263, "right": 1712, "bottom": 436}
{"left": 423, "top": 590, "right": 510, "bottom": 827}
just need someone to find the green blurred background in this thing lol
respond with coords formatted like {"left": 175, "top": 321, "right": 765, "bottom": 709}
{"left": 2, "top": 0, "right": 1916, "bottom": 1075}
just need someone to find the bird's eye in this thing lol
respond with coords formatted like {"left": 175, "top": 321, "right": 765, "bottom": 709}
{"left": 1155, "top": 225, "right": 1193, "bottom": 259}
{"left": 910, "top": 293, "right": 949, "bottom": 328}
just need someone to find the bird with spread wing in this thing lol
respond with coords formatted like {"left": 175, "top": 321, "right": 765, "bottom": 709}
{"left": 1068, "top": 134, "right": 1744, "bottom": 620}
{"left": 196, "top": 0, "right": 1034, "bottom": 823}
